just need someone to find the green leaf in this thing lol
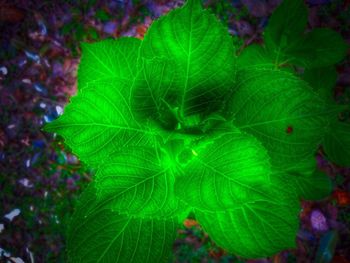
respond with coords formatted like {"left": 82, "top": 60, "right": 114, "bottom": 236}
{"left": 302, "top": 66, "right": 337, "bottom": 102}
{"left": 43, "top": 80, "right": 155, "bottom": 167}
{"left": 263, "top": 0, "right": 307, "bottom": 51}
{"left": 195, "top": 180, "right": 300, "bottom": 259}
{"left": 138, "top": 0, "right": 236, "bottom": 121}
{"left": 78, "top": 38, "right": 141, "bottom": 89}
{"left": 323, "top": 120, "right": 350, "bottom": 167}
{"left": 263, "top": 0, "right": 348, "bottom": 69}
{"left": 285, "top": 29, "right": 348, "bottom": 68}
{"left": 226, "top": 68, "right": 329, "bottom": 171}
{"left": 238, "top": 44, "right": 275, "bottom": 70}
{"left": 67, "top": 183, "right": 178, "bottom": 263}
{"left": 94, "top": 143, "right": 183, "bottom": 217}
{"left": 237, "top": 44, "right": 293, "bottom": 72}
{"left": 95, "top": 9, "right": 111, "bottom": 21}
{"left": 174, "top": 129, "right": 272, "bottom": 212}
{"left": 290, "top": 168, "right": 332, "bottom": 200}
{"left": 131, "top": 57, "right": 180, "bottom": 130}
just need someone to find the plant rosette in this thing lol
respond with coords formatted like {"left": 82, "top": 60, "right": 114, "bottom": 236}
{"left": 43, "top": 0, "right": 349, "bottom": 261}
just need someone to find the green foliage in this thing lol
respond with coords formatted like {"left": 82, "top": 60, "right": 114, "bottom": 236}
{"left": 302, "top": 66, "right": 337, "bottom": 102}
{"left": 262, "top": 0, "right": 347, "bottom": 68}
{"left": 44, "top": 0, "right": 349, "bottom": 261}
{"left": 324, "top": 120, "right": 350, "bottom": 166}
{"left": 67, "top": 183, "right": 178, "bottom": 263}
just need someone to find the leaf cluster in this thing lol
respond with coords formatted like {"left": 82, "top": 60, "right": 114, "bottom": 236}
{"left": 43, "top": 0, "right": 349, "bottom": 261}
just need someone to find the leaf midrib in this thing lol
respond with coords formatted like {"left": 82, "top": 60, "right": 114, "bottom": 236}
{"left": 180, "top": 5, "right": 194, "bottom": 118}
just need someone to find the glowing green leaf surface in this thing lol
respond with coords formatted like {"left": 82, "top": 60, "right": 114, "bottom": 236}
{"left": 195, "top": 182, "right": 300, "bottom": 259}
{"left": 44, "top": 38, "right": 148, "bottom": 167}
{"left": 78, "top": 38, "right": 141, "bottom": 88}
{"left": 94, "top": 144, "right": 181, "bottom": 217}
{"left": 43, "top": 79, "right": 156, "bottom": 167}
{"left": 42, "top": 0, "right": 347, "bottom": 261}
{"left": 67, "top": 184, "right": 178, "bottom": 263}
{"left": 138, "top": 0, "right": 236, "bottom": 120}
{"left": 227, "top": 69, "right": 329, "bottom": 171}
{"left": 174, "top": 129, "right": 272, "bottom": 211}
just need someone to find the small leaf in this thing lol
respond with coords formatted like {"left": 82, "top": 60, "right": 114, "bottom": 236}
{"left": 286, "top": 29, "right": 348, "bottom": 68}
{"left": 67, "top": 183, "right": 178, "bottom": 263}
{"left": 290, "top": 169, "right": 332, "bottom": 200}
{"left": 238, "top": 44, "right": 275, "bottom": 69}
{"left": 237, "top": 44, "right": 293, "bottom": 71}
{"left": 264, "top": 0, "right": 307, "bottom": 50}
{"left": 323, "top": 120, "right": 350, "bottom": 167}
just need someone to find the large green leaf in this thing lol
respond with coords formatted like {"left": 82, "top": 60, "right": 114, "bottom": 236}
{"left": 67, "top": 183, "right": 178, "bottom": 263}
{"left": 323, "top": 120, "right": 350, "bottom": 167}
{"left": 78, "top": 38, "right": 141, "bottom": 89}
{"left": 44, "top": 38, "right": 149, "bottom": 167}
{"left": 94, "top": 143, "right": 182, "bottom": 217}
{"left": 138, "top": 0, "right": 236, "bottom": 121}
{"left": 263, "top": 0, "right": 307, "bottom": 51}
{"left": 43, "top": 80, "right": 155, "bottom": 167}
{"left": 226, "top": 69, "right": 329, "bottom": 172}
{"left": 195, "top": 179, "right": 300, "bottom": 259}
{"left": 174, "top": 128, "right": 272, "bottom": 212}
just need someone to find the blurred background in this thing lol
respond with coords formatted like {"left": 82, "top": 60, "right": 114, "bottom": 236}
{"left": 0, "top": 0, "right": 349, "bottom": 262}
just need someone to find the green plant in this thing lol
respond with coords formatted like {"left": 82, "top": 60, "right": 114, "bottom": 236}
{"left": 43, "top": 0, "right": 349, "bottom": 261}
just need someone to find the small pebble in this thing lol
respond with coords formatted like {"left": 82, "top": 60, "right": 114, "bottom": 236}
{"left": 55, "top": 105, "right": 63, "bottom": 115}
{"left": 4, "top": 209, "right": 21, "bottom": 222}
{"left": 24, "top": 51, "right": 40, "bottom": 62}
{"left": 0, "top": 66, "right": 8, "bottom": 75}
{"left": 9, "top": 257, "right": 25, "bottom": 263}
{"left": 18, "top": 178, "right": 33, "bottom": 188}
{"left": 33, "top": 83, "right": 48, "bottom": 95}
{"left": 311, "top": 209, "right": 328, "bottom": 232}
{"left": 22, "top": 78, "right": 32, "bottom": 84}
